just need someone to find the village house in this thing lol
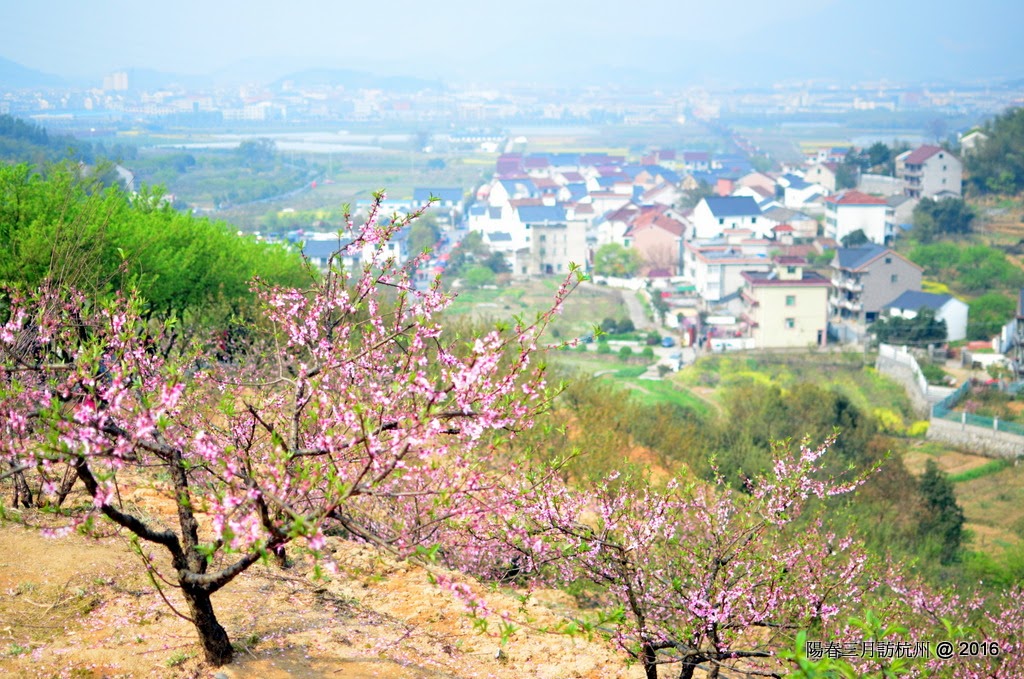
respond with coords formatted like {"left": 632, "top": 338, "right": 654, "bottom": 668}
{"left": 824, "top": 190, "right": 890, "bottom": 244}
{"left": 959, "top": 129, "right": 988, "bottom": 156}
{"left": 761, "top": 206, "right": 818, "bottom": 240}
{"left": 804, "top": 162, "right": 839, "bottom": 194}
{"left": 622, "top": 207, "right": 687, "bottom": 276}
{"left": 741, "top": 257, "right": 831, "bottom": 348}
{"left": 830, "top": 244, "right": 922, "bottom": 324}
{"left": 895, "top": 145, "right": 963, "bottom": 199}
{"left": 685, "top": 240, "right": 772, "bottom": 303}
{"left": 883, "top": 290, "right": 969, "bottom": 342}
{"left": 691, "top": 196, "right": 766, "bottom": 240}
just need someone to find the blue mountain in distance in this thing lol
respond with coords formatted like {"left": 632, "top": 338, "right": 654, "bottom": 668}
{"left": 0, "top": 56, "right": 67, "bottom": 89}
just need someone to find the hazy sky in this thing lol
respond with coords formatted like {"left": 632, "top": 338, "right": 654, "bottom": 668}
{"left": 2, "top": 0, "right": 1022, "bottom": 86}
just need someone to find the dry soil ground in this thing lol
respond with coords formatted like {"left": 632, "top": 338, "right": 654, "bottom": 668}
{"left": 0, "top": 489, "right": 642, "bottom": 679}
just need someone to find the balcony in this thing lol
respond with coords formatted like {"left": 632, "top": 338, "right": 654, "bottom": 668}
{"left": 830, "top": 277, "right": 863, "bottom": 293}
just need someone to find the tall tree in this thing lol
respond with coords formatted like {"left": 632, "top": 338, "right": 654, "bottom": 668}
{"left": 917, "top": 460, "right": 965, "bottom": 564}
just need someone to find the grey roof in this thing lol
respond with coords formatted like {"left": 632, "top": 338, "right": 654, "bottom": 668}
{"left": 565, "top": 182, "right": 588, "bottom": 201}
{"left": 884, "top": 290, "right": 955, "bottom": 312}
{"left": 704, "top": 196, "right": 761, "bottom": 217}
{"left": 887, "top": 194, "right": 915, "bottom": 208}
{"left": 498, "top": 178, "right": 538, "bottom": 196}
{"left": 516, "top": 205, "right": 566, "bottom": 223}
{"left": 781, "top": 174, "right": 811, "bottom": 190}
{"left": 302, "top": 240, "right": 352, "bottom": 260}
{"left": 763, "top": 206, "right": 810, "bottom": 222}
{"left": 835, "top": 244, "right": 890, "bottom": 270}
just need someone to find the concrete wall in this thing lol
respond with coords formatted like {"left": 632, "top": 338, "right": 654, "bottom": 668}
{"left": 927, "top": 417, "right": 1024, "bottom": 459}
{"left": 875, "top": 356, "right": 931, "bottom": 418}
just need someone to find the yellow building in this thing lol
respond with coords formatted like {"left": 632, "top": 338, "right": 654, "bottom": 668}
{"left": 741, "top": 258, "right": 831, "bottom": 348}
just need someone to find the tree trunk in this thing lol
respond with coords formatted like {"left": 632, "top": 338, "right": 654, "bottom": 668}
{"left": 10, "top": 466, "right": 32, "bottom": 508}
{"left": 181, "top": 583, "right": 233, "bottom": 666}
{"left": 678, "top": 660, "right": 698, "bottom": 679}
{"left": 642, "top": 641, "right": 659, "bottom": 679}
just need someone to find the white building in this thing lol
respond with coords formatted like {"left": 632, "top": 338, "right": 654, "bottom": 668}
{"left": 824, "top": 190, "right": 890, "bottom": 245}
{"left": 882, "top": 290, "right": 969, "bottom": 342}
{"left": 691, "top": 196, "right": 765, "bottom": 240}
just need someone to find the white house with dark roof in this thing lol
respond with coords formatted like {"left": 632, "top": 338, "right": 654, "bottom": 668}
{"left": 895, "top": 145, "right": 962, "bottom": 199}
{"left": 883, "top": 291, "right": 968, "bottom": 342}
{"left": 776, "top": 174, "right": 826, "bottom": 210}
{"left": 692, "top": 196, "right": 765, "bottom": 240}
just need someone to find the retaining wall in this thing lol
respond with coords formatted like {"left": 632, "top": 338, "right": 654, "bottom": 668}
{"left": 927, "top": 417, "right": 1024, "bottom": 459}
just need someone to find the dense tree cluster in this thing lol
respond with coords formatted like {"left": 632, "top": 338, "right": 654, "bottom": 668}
{"left": 909, "top": 242, "right": 1024, "bottom": 294}
{"left": 912, "top": 197, "right": 975, "bottom": 242}
{"left": 0, "top": 162, "right": 307, "bottom": 321}
{"left": 966, "top": 106, "right": 1024, "bottom": 195}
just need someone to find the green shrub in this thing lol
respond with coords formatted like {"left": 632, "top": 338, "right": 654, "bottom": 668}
{"left": 919, "top": 362, "right": 949, "bottom": 386}
{"left": 618, "top": 346, "right": 634, "bottom": 361}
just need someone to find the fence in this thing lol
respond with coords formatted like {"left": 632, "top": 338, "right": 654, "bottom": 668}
{"left": 878, "top": 344, "right": 927, "bottom": 394}
{"left": 931, "top": 380, "right": 971, "bottom": 419}
{"left": 877, "top": 344, "right": 1024, "bottom": 457}
{"left": 931, "top": 380, "right": 1024, "bottom": 437}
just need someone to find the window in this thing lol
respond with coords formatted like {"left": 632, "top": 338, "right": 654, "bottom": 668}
{"left": 786, "top": 266, "right": 797, "bottom": 274}
{"left": 718, "top": 218, "right": 724, "bottom": 225}
{"left": 884, "top": 257, "right": 892, "bottom": 264}
{"left": 752, "top": 217, "right": 757, "bottom": 224}
{"left": 785, "top": 318, "right": 795, "bottom": 329}
{"left": 785, "top": 295, "right": 796, "bottom": 306}
{"left": 891, "top": 274, "right": 898, "bottom": 283}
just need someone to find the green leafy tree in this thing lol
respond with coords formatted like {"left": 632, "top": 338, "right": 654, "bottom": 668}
{"left": 235, "top": 138, "right": 277, "bottom": 168}
{"left": 870, "top": 307, "right": 948, "bottom": 345}
{"left": 482, "top": 251, "right": 510, "bottom": 274}
{"left": 677, "top": 180, "right": 717, "bottom": 209}
{"left": 0, "top": 162, "right": 306, "bottom": 322}
{"left": 408, "top": 216, "right": 441, "bottom": 254}
{"left": 917, "top": 460, "right": 965, "bottom": 564}
{"left": 966, "top": 106, "right": 1024, "bottom": 195}
{"left": 841, "top": 229, "right": 869, "bottom": 248}
{"left": 461, "top": 264, "right": 496, "bottom": 288}
{"left": 912, "top": 198, "right": 974, "bottom": 242}
{"left": 968, "top": 292, "right": 1016, "bottom": 341}
{"left": 593, "top": 243, "right": 642, "bottom": 277}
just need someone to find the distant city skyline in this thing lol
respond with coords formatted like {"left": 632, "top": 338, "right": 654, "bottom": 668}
{"left": 2, "top": 0, "right": 1023, "bottom": 88}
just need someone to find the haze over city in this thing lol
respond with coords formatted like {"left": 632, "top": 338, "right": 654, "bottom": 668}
{"left": 2, "top": 0, "right": 1023, "bottom": 87}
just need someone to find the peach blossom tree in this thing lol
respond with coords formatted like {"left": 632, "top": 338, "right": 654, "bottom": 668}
{"left": 0, "top": 192, "right": 579, "bottom": 665}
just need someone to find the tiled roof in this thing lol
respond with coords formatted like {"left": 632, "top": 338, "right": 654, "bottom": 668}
{"left": 884, "top": 290, "right": 955, "bottom": 311}
{"left": 825, "top": 190, "right": 887, "bottom": 206}
{"left": 703, "top": 196, "right": 761, "bottom": 217}
{"left": 902, "top": 145, "right": 944, "bottom": 165}
{"left": 516, "top": 205, "right": 566, "bottom": 223}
